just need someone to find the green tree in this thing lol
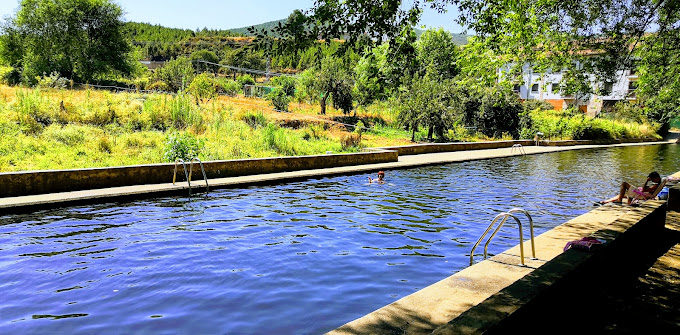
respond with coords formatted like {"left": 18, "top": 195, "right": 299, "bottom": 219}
{"left": 309, "top": 0, "right": 680, "bottom": 128}
{"left": 188, "top": 73, "right": 218, "bottom": 104}
{"left": 299, "top": 56, "right": 354, "bottom": 115}
{"left": 190, "top": 49, "right": 220, "bottom": 73}
{"left": 397, "top": 74, "right": 457, "bottom": 142}
{"left": 1, "top": 0, "right": 132, "bottom": 84}
{"left": 416, "top": 28, "right": 459, "bottom": 80}
{"left": 151, "top": 56, "right": 194, "bottom": 92}
{"left": 270, "top": 75, "right": 297, "bottom": 97}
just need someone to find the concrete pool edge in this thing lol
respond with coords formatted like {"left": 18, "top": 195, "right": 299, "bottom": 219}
{"left": 327, "top": 200, "right": 669, "bottom": 335}
{"left": 0, "top": 139, "right": 676, "bottom": 214}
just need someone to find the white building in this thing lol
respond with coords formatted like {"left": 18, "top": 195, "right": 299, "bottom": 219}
{"left": 505, "top": 64, "right": 638, "bottom": 116}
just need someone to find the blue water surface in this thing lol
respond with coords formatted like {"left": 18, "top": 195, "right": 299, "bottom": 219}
{"left": 1, "top": 144, "right": 679, "bottom": 334}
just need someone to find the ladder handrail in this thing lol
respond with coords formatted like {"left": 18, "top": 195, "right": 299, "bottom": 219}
{"left": 172, "top": 159, "right": 190, "bottom": 189}
{"left": 469, "top": 208, "right": 536, "bottom": 266}
{"left": 470, "top": 213, "right": 510, "bottom": 266}
{"left": 508, "top": 208, "right": 536, "bottom": 259}
{"left": 511, "top": 144, "right": 526, "bottom": 155}
{"left": 189, "top": 157, "right": 209, "bottom": 193}
{"left": 483, "top": 213, "right": 524, "bottom": 265}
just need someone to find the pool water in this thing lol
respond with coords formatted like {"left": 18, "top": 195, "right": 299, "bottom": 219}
{"left": 1, "top": 144, "right": 679, "bottom": 334}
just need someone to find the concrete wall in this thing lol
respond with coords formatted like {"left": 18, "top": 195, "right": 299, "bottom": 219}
{"left": 381, "top": 138, "right": 658, "bottom": 155}
{"left": 0, "top": 150, "right": 398, "bottom": 198}
{"left": 380, "top": 141, "right": 535, "bottom": 156}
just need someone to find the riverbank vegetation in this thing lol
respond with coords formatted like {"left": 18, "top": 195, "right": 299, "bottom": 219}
{"left": 0, "top": 0, "right": 674, "bottom": 172}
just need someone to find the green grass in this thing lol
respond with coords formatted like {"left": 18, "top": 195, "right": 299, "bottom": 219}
{"left": 0, "top": 85, "right": 663, "bottom": 172}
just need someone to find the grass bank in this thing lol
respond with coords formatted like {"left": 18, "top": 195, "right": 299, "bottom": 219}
{"left": 0, "top": 85, "right": 662, "bottom": 172}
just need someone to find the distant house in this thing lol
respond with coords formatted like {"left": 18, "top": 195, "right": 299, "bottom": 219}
{"left": 503, "top": 63, "right": 638, "bottom": 116}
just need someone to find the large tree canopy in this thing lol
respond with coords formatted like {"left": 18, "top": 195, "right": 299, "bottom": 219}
{"left": 0, "top": 0, "right": 132, "bottom": 84}
{"left": 307, "top": 0, "right": 680, "bottom": 125}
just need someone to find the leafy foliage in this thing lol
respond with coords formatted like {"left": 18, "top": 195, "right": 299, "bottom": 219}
{"left": 151, "top": 57, "right": 194, "bottom": 92}
{"left": 299, "top": 56, "right": 354, "bottom": 115}
{"left": 163, "top": 132, "right": 203, "bottom": 162}
{"left": 188, "top": 73, "right": 219, "bottom": 104}
{"left": 267, "top": 88, "right": 291, "bottom": 112}
{"left": 1, "top": 0, "right": 132, "bottom": 84}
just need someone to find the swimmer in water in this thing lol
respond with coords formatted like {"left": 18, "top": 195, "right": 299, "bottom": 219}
{"left": 368, "top": 171, "right": 385, "bottom": 184}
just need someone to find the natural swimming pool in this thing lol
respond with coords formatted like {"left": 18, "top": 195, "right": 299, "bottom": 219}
{"left": 1, "top": 144, "right": 679, "bottom": 334}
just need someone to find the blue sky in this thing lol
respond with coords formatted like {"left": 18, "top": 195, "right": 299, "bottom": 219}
{"left": 0, "top": 0, "right": 464, "bottom": 33}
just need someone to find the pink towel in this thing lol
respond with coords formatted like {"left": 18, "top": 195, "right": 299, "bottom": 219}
{"left": 564, "top": 237, "right": 606, "bottom": 251}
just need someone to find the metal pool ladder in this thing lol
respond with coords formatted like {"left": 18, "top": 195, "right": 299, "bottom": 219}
{"left": 511, "top": 144, "right": 526, "bottom": 155}
{"left": 173, "top": 157, "right": 210, "bottom": 195}
{"left": 469, "top": 208, "right": 536, "bottom": 266}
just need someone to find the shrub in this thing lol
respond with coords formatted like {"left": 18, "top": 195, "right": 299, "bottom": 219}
{"left": 146, "top": 80, "right": 171, "bottom": 92}
{"left": 266, "top": 88, "right": 291, "bottom": 112}
{"left": 188, "top": 73, "right": 218, "bottom": 103}
{"left": 261, "top": 123, "right": 296, "bottom": 155}
{"left": 152, "top": 57, "right": 195, "bottom": 92}
{"left": 218, "top": 79, "right": 242, "bottom": 96}
{"left": 97, "top": 136, "right": 113, "bottom": 153}
{"left": 36, "top": 71, "right": 69, "bottom": 89}
{"left": 236, "top": 74, "right": 256, "bottom": 87}
{"left": 270, "top": 76, "right": 297, "bottom": 96}
{"left": 43, "top": 124, "right": 85, "bottom": 145}
{"left": 163, "top": 132, "right": 203, "bottom": 161}
{"left": 0, "top": 66, "right": 21, "bottom": 85}
{"left": 340, "top": 133, "right": 361, "bottom": 149}
{"left": 241, "top": 111, "right": 268, "bottom": 128}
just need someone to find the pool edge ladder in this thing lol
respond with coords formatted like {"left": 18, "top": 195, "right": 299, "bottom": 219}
{"left": 469, "top": 208, "right": 536, "bottom": 266}
{"left": 173, "top": 157, "right": 210, "bottom": 195}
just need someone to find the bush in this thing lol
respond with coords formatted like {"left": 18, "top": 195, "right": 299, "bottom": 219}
{"left": 0, "top": 66, "right": 21, "bottom": 85}
{"left": 218, "top": 79, "right": 242, "bottom": 96}
{"left": 163, "top": 132, "right": 203, "bottom": 161}
{"left": 237, "top": 74, "right": 256, "bottom": 87}
{"left": 270, "top": 76, "right": 297, "bottom": 96}
{"left": 146, "top": 80, "right": 171, "bottom": 92}
{"left": 340, "top": 133, "right": 361, "bottom": 149}
{"left": 241, "top": 111, "right": 268, "bottom": 128}
{"left": 188, "top": 73, "right": 218, "bottom": 103}
{"left": 36, "top": 71, "right": 70, "bottom": 89}
{"left": 266, "top": 88, "right": 291, "bottom": 112}
{"left": 261, "top": 123, "right": 296, "bottom": 155}
{"left": 461, "top": 85, "right": 523, "bottom": 138}
{"left": 152, "top": 57, "right": 195, "bottom": 92}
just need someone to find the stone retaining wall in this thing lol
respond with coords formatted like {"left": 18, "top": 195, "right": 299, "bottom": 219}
{"left": 0, "top": 150, "right": 398, "bottom": 198}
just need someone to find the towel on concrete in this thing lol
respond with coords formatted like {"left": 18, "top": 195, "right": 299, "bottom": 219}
{"left": 563, "top": 237, "right": 607, "bottom": 252}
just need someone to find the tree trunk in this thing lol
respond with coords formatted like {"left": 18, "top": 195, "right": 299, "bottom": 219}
{"left": 427, "top": 125, "right": 434, "bottom": 141}
{"left": 320, "top": 92, "right": 329, "bottom": 115}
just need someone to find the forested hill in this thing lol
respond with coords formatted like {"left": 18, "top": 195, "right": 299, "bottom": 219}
{"left": 125, "top": 21, "right": 468, "bottom": 45}
{"left": 228, "top": 19, "right": 469, "bottom": 45}
{"left": 124, "top": 22, "right": 244, "bottom": 43}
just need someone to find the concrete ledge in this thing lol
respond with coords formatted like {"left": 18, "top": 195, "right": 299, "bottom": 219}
{"left": 432, "top": 201, "right": 666, "bottom": 334}
{"left": 380, "top": 141, "right": 534, "bottom": 156}
{"left": 0, "top": 150, "right": 398, "bottom": 198}
{"left": 328, "top": 201, "right": 667, "bottom": 335}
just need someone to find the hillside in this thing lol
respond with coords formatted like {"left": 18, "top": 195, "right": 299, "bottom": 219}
{"left": 228, "top": 19, "right": 470, "bottom": 44}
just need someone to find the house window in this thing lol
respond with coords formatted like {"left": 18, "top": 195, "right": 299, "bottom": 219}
{"left": 551, "top": 83, "right": 560, "bottom": 93}
{"left": 512, "top": 84, "right": 521, "bottom": 92}
{"left": 628, "top": 81, "right": 637, "bottom": 90}
{"left": 531, "top": 84, "right": 539, "bottom": 93}
{"left": 603, "top": 82, "right": 613, "bottom": 94}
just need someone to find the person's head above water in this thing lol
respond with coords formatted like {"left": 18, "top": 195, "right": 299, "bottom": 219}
{"left": 377, "top": 171, "right": 385, "bottom": 180}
